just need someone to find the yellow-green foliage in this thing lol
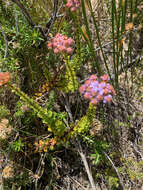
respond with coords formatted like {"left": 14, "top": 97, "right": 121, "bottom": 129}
{"left": 62, "top": 20, "right": 83, "bottom": 93}
{"left": 107, "top": 176, "right": 119, "bottom": 189}
{"left": 63, "top": 56, "right": 78, "bottom": 92}
{"left": 125, "top": 158, "right": 143, "bottom": 181}
{"left": 105, "top": 168, "right": 119, "bottom": 189}
{"left": 73, "top": 13, "right": 82, "bottom": 68}
{"left": 10, "top": 85, "right": 66, "bottom": 137}
{"left": 118, "top": 158, "right": 143, "bottom": 184}
{"left": 70, "top": 103, "right": 96, "bottom": 137}
{"left": 0, "top": 105, "right": 10, "bottom": 120}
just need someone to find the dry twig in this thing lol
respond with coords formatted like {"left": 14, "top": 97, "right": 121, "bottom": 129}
{"left": 103, "top": 151, "right": 125, "bottom": 190}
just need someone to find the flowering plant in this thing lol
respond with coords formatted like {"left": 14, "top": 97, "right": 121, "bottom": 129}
{"left": 65, "top": 0, "right": 80, "bottom": 12}
{"left": 48, "top": 33, "right": 74, "bottom": 54}
{"left": 0, "top": 72, "right": 11, "bottom": 86}
{"left": 79, "top": 74, "right": 115, "bottom": 105}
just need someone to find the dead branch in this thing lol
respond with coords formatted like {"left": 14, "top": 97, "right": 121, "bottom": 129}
{"left": 103, "top": 151, "right": 125, "bottom": 190}
{"left": 45, "top": 0, "right": 59, "bottom": 37}
{"left": 11, "top": 0, "right": 46, "bottom": 38}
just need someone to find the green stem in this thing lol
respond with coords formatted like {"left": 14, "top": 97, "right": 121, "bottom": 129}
{"left": 64, "top": 54, "right": 76, "bottom": 91}
{"left": 73, "top": 11, "right": 81, "bottom": 68}
{"left": 81, "top": 0, "right": 102, "bottom": 74}
{"left": 112, "top": 0, "right": 118, "bottom": 88}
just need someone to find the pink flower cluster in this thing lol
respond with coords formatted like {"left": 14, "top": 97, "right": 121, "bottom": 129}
{"left": 48, "top": 33, "right": 74, "bottom": 54}
{"left": 79, "top": 74, "right": 115, "bottom": 105}
{"left": 0, "top": 72, "right": 11, "bottom": 86}
{"left": 66, "top": 0, "right": 80, "bottom": 12}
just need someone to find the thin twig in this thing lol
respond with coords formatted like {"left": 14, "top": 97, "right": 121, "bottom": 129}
{"left": 0, "top": 25, "right": 8, "bottom": 58}
{"left": 0, "top": 176, "right": 4, "bottom": 190}
{"left": 61, "top": 91, "right": 74, "bottom": 122}
{"left": 134, "top": 133, "right": 143, "bottom": 160}
{"left": 69, "top": 176, "right": 88, "bottom": 190}
{"left": 77, "top": 141, "right": 97, "bottom": 190}
{"left": 34, "top": 153, "right": 46, "bottom": 190}
{"left": 103, "top": 151, "right": 125, "bottom": 190}
{"left": 67, "top": 176, "right": 71, "bottom": 190}
{"left": 134, "top": 145, "right": 143, "bottom": 160}
{"left": 95, "top": 40, "right": 113, "bottom": 52}
{"left": 56, "top": 13, "right": 64, "bottom": 18}
{"left": 45, "top": 0, "right": 59, "bottom": 37}
{"left": 56, "top": 1, "right": 64, "bottom": 17}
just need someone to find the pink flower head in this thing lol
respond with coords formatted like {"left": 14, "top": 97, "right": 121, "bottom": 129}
{"left": 100, "top": 74, "right": 109, "bottom": 82}
{"left": 67, "top": 38, "right": 74, "bottom": 45}
{"left": 66, "top": 47, "right": 73, "bottom": 54}
{"left": 106, "top": 84, "right": 114, "bottom": 93}
{"left": 54, "top": 48, "right": 59, "bottom": 54}
{"left": 96, "top": 95, "right": 103, "bottom": 101}
{"left": 91, "top": 98, "right": 98, "bottom": 105}
{"left": 79, "top": 84, "right": 86, "bottom": 94}
{"left": 48, "top": 33, "right": 74, "bottom": 55}
{"left": 98, "top": 88, "right": 104, "bottom": 96}
{"left": 84, "top": 92, "right": 92, "bottom": 99}
{"left": 91, "top": 91, "right": 97, "bottom": 96}
{"left": 99, "top": 82, "right": 106, "bottom": 89}
{"left": 0, "top": 72, "right": 11, "bottom": 86}
{"left": 91, "top": 81, "right": 99, "bottom": 89}
{"left": 66, "top": 0, "right": 80, "bottom": 12}
{"left": 89, "top": 74, "right": 97, "bottom": 81}
{"left": 103, "top": 88, "right": 109, "bottom": 95}
{"left": 86, "top": 86, "right": 92, "bottom": 92}
{"left": 71, "top": 7, "right": 76, "bottom": 11}
{"left": 79, "top": 74, "right": 115, "bottom": 105}
{"left": 103, "top": 95, "right": 112, "bottom": 103}
{"left": 85, "top": 79, "right": 91, "bottom": 85}
{"left": 106, "top": 84, "right": 116, "bottom": 95}
{"left": 48, "top": 42, "right": 52, "bottom": 49}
